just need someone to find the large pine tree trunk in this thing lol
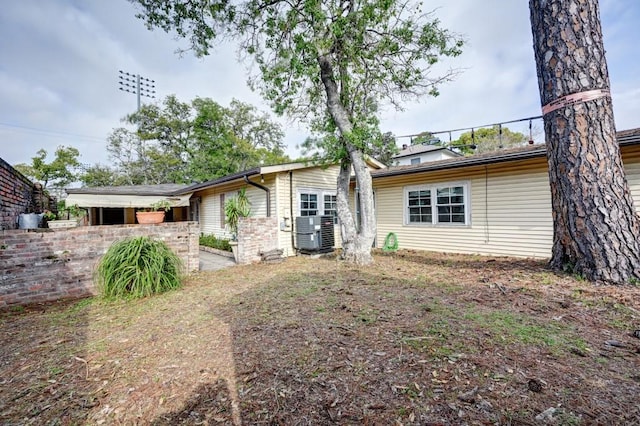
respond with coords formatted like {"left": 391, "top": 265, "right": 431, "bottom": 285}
{"left": 530, "top": 0, "right": 640, "bottom": 284}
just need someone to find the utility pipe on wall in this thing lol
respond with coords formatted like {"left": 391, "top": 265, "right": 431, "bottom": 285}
{"left": 243, "top": 175, "right": 271, "bottom": 217}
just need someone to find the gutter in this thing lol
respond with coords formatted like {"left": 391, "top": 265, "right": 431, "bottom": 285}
{"left": 244, "top": 175, "right": 270, "bottom": 217}
{"left": 290, "top": 170, "right": 297, "bottom": 252}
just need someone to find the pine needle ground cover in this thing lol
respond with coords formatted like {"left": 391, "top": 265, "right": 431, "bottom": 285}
{"left": 1, "top": 251, "right": 639, "bottom": 424}
{"left": 95, "top": 236, "right": 183, "bottom": 299}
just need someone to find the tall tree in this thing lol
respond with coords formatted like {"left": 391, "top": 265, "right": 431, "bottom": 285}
{"left": 14, "top": 146, "right": 80, "bottom": 192}
{"left": 105, "top": 95, "right": 289, "bottom": 184}
{"left": 530, "top": 0, "right": 640, "bottom": 284}
{"left": 132, "top": 0, "right": 463, "bottom": 264}
{"left": 452, "top": 126, "right": 528, "bottom": 155}
{"left": 79, "top": 164, "right": 125, "bottom": 187}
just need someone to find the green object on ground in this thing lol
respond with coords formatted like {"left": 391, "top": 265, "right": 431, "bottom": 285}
{"left": 95, "top": 236, "right": 183, "bottom": 299}
{"left": 383, "top": 232, "right": 398, "bottom": 252}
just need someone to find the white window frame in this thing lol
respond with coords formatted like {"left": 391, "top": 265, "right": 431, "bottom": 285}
{"left": 403, "top": 181, "right": 470, "bottom": 226}
{"left": 298, "top": 189, "right": 338, "bottom": 223}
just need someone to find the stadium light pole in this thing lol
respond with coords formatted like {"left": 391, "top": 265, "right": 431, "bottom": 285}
{"left": 118, "top": 70, "right": 156, "bottom": 111}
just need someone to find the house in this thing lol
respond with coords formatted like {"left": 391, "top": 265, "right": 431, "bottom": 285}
{"left": 186, "top": 159, "right": 384, "bottom": 256}
{"left": 65, "top": 184, "right": 194, "bottom": 225}
{"left": 65, "top": 159, "right": 385, "bottom": 258}
{"left": 393, "top": 143, "right": 461, "bottom": 166}
{"left": 370, "top": 128, "right": 640, "bottom": 258}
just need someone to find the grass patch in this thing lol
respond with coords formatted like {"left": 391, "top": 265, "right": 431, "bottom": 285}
{"left": 95, "top": 236, "right": 183, "bottom": 299}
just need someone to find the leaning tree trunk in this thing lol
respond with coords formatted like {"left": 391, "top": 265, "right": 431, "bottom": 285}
{"left": 530, "top": 0, "right": 640, "bottom": 284}
{"left": 318, "top": 53, "right": 376, "bottom": 265}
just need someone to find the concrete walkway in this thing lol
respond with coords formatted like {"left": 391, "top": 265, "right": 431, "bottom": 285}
{"left": 199, "top": 249, "right": 236, "bottom": 271}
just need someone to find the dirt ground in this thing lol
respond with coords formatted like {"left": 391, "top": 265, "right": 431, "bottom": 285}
{"left": 1, "top": 250, "right": 639, "bottom": 425}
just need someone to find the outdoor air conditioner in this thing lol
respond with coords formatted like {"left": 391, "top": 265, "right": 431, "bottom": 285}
{"left": 295, "top": 215, "right": 335, "bottom": 253}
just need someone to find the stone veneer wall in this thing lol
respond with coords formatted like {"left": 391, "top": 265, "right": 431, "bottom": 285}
{"left": 0, "top": 222, "right": 199, "bottom": 308}
{"left": 235, "top": 217, "right": 278, "bottom": 264}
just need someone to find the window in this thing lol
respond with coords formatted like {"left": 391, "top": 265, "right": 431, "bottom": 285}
{"left": 405, "top": 182, "right": 469, "bottom": 225}
{"left": 324, "top": 194, "right": 338, "bottom": 224}
{"left": 410, "top": 157, "right": 421, "bottom": 165}
{"left": 436, "top": 186, "right": 465, "bottom": 223}
{"left": 299, "top": 193, "right": 318, "bottom": 216}
{"left": 407, "top": 189, "right": 432, "bottom": 223}
{"left": 298, "top": 190, "right": 337, "bottom": 223}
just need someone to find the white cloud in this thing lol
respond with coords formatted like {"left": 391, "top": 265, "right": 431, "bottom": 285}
{"left": 1, "top": 0, "right": 638, "bottom": 169}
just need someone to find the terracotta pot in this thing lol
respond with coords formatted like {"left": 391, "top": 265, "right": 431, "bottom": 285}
{"left": 136, "top": 211, "right": 166, "bottom": 224}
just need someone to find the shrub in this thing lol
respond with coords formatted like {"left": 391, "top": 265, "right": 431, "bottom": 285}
{"left": 199, "top": 234, "right": 232, "bottom": 252}
{"left": 95, "top": 236, "right": 183, "bottom": 299}
{"left": 225, "top": 187, "right": 251, "bottom": 239}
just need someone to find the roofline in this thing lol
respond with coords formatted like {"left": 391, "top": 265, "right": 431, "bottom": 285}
{"left": 66, "top": 186, "right": 192, "bottom": 196}
{"left": 374, "top": 147, "right": 547, "bottom": 178}
{"left": 373, "top": 128, "right": 640, "bottom": 179}
{"left": 393, "top": 146, "right": 461, "bottom": 160}
{"left": 182, "top": 157, "right": 386, "bottom": 193}
{"left": 181, "top": 168, "right": 261, "bottom": 193}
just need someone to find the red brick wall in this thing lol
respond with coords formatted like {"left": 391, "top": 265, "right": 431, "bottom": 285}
{"left": 236, "top": 217, "right": 278, "bottom": 264}
{"left": 0, "top": 157, "right": 56, "bottom": 230}
{"left": 0, "top": 222, "right": 199, "bottom": 308}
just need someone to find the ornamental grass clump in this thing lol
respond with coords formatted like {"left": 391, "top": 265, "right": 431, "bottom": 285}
{"left": 95, "top": 236, "right": 183, "bottom": 299}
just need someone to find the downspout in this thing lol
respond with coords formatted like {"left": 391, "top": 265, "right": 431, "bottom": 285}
{"left": 290, "top": 171, "right": 298, "bottom": 252}
{"left": 243, "top": 175, "right": 270, "bottom": 217}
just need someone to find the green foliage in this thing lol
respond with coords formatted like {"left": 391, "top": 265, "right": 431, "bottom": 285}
{"left": 224, "top": 188, "right": 251, "bottom": 238}
{"left": 56, "top": 200, "right": 86, "bottom": 220}
{"left": 131, "top": 1, "right": 463, "bottom": 165}
{"left": 199, "top": 234, "right": 232, "bottom": 252}
{"left": 131, "top": 0, "right": 463, "bottom": 261}
{"left": 14, "top": 145, "right": 80, "bottom": 190}
{"left": 149, "top": 200, "right": 172, "bottom": 211}
{"left": 104, "top": 95, "right": 289, "bottom": 185}
{"left": 95, "top": 236, "right": 183, "bottom": 299}
{"left": 79, "top": 164, "right": 126, "bottom": 187}
{"left": 452, "top": 126, "right": 528, "bottom": 155}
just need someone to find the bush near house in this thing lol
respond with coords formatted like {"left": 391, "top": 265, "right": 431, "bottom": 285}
{"left": 95, "top": 236, "right": 183, "bottom": 299}
{"left": 199, "top": 234, "right": 232, "bottom": 252}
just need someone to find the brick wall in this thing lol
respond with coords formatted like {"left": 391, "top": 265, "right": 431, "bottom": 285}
{"left": 0, "top": 157, "right": 56, "bottom": 230}
{"left": 0, "top": 222, "right": 199, "bottom": 308}
{"left": 235, "top": 217, "right": 278, "bottom": 264}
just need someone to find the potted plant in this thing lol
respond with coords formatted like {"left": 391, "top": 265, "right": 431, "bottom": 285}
{"left": 136, "top": 200, "right": 172, "bottom": 224}
{"left": 224, "top": 188, "right": 251, "bottom": 262}
{"left": 46, "top": 203, "right": 85, "bottom": 229}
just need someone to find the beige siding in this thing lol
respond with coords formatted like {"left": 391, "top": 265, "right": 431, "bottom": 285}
{"left": 623, "top": 149, "right": 640, "bottom": 205}
{"left": 273, "top": 165, "right": 344, "bottom": 255}
{"left": 374, "top": 158, "right": 554, "bottom": 258}
{"left": 375, "top": 146, "right": 640, "bottom": 259}
{"left": 196, "top": 178, "right": 276, "bottom": 238}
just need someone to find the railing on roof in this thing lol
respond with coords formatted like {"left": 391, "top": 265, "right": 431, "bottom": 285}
{"left": 396, "top": 115, "right": 544, "bottom": 152}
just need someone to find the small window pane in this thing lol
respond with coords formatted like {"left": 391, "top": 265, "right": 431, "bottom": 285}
{"left": 435, "top": 186, "right": 465, "bottom": 224}
{"left": 324, "top": 194, "right": 338, "bottom": 224}
{"left": 300, "top": 193, "right": 318, "bottom": 216}
{"left": 407, "top": 189, "right": 432, "bottom": 223}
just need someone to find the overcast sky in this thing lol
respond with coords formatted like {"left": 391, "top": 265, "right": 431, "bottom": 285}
{"left": 1, "top": 0, "right": 639, "bottom": 169}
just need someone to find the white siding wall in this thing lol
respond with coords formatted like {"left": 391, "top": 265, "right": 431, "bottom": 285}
{"left": 374, "top": 158, "right": 554, "bottom": 258}
{"left": 275, "top": 165, "right": 343, "bottom": 255}
{"left": 197, "top": 178, "right": 275, "bottom": 239}
{"left": 375, "top": 147, "right": 640, "bottom": 259}
{"left": 396, "top": 150, "right": 459, "bottom": 166}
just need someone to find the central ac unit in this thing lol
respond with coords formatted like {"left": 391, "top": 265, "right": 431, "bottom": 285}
{"left": 295, "top": 215, "right": 335, "bottom": 253}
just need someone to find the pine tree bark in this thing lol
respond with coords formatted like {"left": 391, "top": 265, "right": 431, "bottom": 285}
{"left": 530, "top": 0, "right": 640, "bottom": 284}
